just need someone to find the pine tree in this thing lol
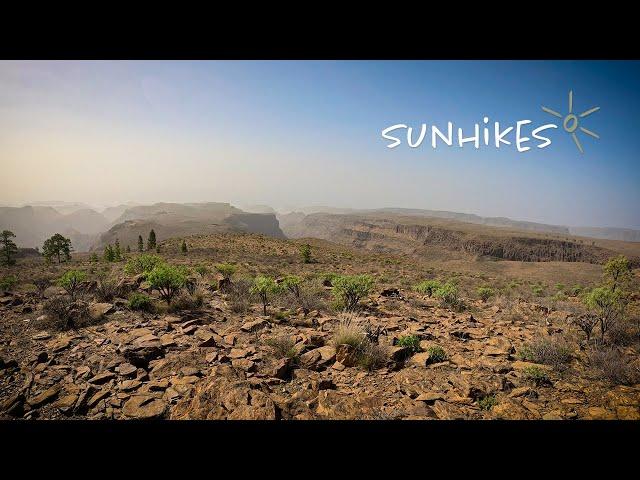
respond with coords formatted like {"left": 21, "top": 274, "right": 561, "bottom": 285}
{"left": 114, "top": 238, "right": 122, "bottom": 261}
{"left": 147, "top": 230, "right": 157, "bottom": 251}
{"left": 181, "top": 240, "right": 188, "bottom": 254}
{"left": 0, "top": 230, "right": 19, "bottom": 266}
{"left": 137, "top": 235, "right": 144, "bottom": 252}
{"left": 104, "top": 244, "right": 115, "bottom": 262}
{"left": 42, "top": 233, "right": 73, "bottom": 264}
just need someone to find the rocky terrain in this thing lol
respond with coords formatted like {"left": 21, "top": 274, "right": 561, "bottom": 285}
{"left": 1, "top": 232, "right": 639, "bottom": 420}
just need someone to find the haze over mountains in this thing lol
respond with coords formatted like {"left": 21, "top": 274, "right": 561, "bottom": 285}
{"left": 1, "top": 201, "right": 639, "bottom": 256}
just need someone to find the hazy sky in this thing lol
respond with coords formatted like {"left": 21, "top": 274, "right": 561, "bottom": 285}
{"left": 1, "top": 60, "right": 638, "bottom": 228}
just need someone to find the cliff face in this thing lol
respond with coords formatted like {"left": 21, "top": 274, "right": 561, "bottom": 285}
{"left": 282, "top": 213, "right": 638, "bottom": 266}
{"left": 224, "top": 213, "right": 285, "bottom": 239}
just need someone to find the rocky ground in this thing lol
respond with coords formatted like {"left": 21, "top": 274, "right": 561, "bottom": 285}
{"left": 1, "top": 233, "right": 639, "bottom": 420}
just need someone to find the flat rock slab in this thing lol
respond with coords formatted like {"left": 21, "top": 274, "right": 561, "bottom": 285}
{"left": 122, "top": 395, "right": 167, "bottom": 419}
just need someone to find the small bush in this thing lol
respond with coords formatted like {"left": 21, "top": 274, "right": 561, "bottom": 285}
{"left": 588, "top": 347, "right": 640, "bottom": 385}
{"left": 434, "top": 282, "right": 465, "bottom": 312}
{"left": 251, "top": 276, "right": 280, "bottom": 316}
{"left": 194, "top": 265, "right": 209, "bottom": 277}
{"left": 0, "top": 275, "right": 18, "bottom": 292}
{"left": 568, "top": 284, "right": 584, "bottom": 297}
{"left": 95, "top": 273, "right": 121, "bottom": 302}
{"left": 215, "top": 263, "right": 237, "bottom": 280}
{"left": 478, "top": 395, "right": 497, "bottom": 411}
{"left": 531, "top": 285, "right": 545, "bottom": 297}
{"left": 169, "top": 289, "right": 205, "bottom": 312}
{"left": 127, "top": 293, "right": 154, "bottom": 312}
{"left": 415, "top": 279, "right": 442, "bottom": 297}
{"left": 146, "top": 264, "right": 187, "bottom": 305}
{"left": 517, "top": 337, "right": 573, "bottom": 370}
{"left": 332, "top": 274, "right": 374, "bottom": 311}
{"left": 124, "top": 254, "right": 164, "bottom": 276}
{"left": 333, "top": 318, "right": 366, "bottom": 349}
{"left": 358, "top": 342, "right": 388, "bottom": 371}
{"left": 227, "top": 278, "right": 253, "bottom": 314}
{"left": 265, "top": 336, "right": 299, "bottom": 360}
{"left": 41, "top": 296, "right": 91, "bottom": 331}
{"left": 58, "top": 270, "right": 87, "bottom": 300}
{"left": 477, "top": 286, "right": 495, "bottom": 302}
{"left": 426, "top": 345, "right": 447, "bottom": 363}
{"left": 523, "top": 366, "right": 550, "bottom": 386}
{"left": 396, "top": 334, "right": 421, "bottom": 354}
{"left": 300, "top": 244, "right": 312, "bottom": 264}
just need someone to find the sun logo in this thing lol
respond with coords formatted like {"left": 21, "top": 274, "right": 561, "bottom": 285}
{"left": 542, "top": 91, "right": 600, "bottom": 153}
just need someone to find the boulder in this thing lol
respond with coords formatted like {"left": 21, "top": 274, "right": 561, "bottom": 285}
{"left": 122, "top": 395, "right": 167, "bottom": 419}
{"left": 88, "top": 303, "right": 114, "bottom": 320}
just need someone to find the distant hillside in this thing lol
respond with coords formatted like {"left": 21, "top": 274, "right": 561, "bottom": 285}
{"left": 279, "top": 212, "right": 640, "bottom": 266}
{"left": 92, "top": 203, "right": 285, "bottom": 250}
{"left": 569, "top": 227, "right": 640, "bottom": 243}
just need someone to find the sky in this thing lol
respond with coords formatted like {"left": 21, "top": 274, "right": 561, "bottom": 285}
{"left": 0, "top": 60, "right": 638, "bottom": 229}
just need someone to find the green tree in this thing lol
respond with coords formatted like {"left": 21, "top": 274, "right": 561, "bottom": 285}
{"left": 104, "top": 244, "right": 115, "bottom": 262}
{"left": 124, "top": 253, "right": 164, "bottom": 276}
{"left": 42, "top": 234, "right": 72, "bottom": 264}
{"left": 300, "top": 243, "right": 312, "bottom": 264}
{"left": 147, "top": 230, "right": 157, "bottom": 251}
{"left": 603, "top": 255, "right": 632, "bottom": 293}
{"left": 58, "top": 270, "right": 87, "bottom": 300}
{"left": 137, "top": 235, "right": 144, "bottom": 252}
{"left": 0, "top": 230, "right": 19, "bottom": 266}
{"left": 181, "top": 240, "right": 188, "bottom": 254}
{"left": 584, "top": 286, "right": 626, "bottom": 342}
{"left": 114, "top": 238, "right": 122, "bottom": 261}
{"left": 332, "top": 274, "right": 374, "bottom": 311}
{"left": 251, "top": 275, "right": 280, "bottom": 315}
{"left": 146, "top": 264, "right": 187, "bottom": 305}
{"left": 281, "top": 275, "right": 301, "bottom": 298}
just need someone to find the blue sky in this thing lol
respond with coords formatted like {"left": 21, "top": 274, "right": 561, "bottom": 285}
{"left": 1, "top": 60, "right": 638, "bottom": 228}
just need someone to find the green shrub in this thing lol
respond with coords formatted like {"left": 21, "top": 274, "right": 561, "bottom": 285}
{"left": 281, "top": 275, "right": 301, "bottom": 298}
{"left": 555, "top": 283, "right": 565, "bottom": 292}
{"left": 124, "top": 254, "right": 164, "bottom": 276}
{"left": 478, "top": 395, "right": 497, "bottom": 411}
{"left": 523, "top": 366, "right": 550, "bottom": 386}
{"left": 434, "top": 282, "right": 464, "bottom": 311}
{"left": 265, "top": 336, "right": 299, "bottom": 360}
{"left": 215, "top": 263, "right": 237, "bottom": 280}
{"left": 251, "top": 275, "right": 280, "bottom": 315}
{"left": 415, "top": 279, "right": 442, "bottom": 297}
{"left": 332, "top": 274, "right": 374, "bottom": 311}
{"left": 568, "top": 284, "right": 584, "bottom": 297}
{"left": 396, "top": 334, "right": 421, "bottom": 354}
{"left": 147, "top": 264, "right": 187, "bottom": 305}
{"left": 0, "top": 275, "right": 18, "bottom": 292}
{"left": 518, "top": 338, "right": 572, "bottom": 369}
{"left": 58, "top": 270, "right": 87, "bottom": 300}
{"left": 531, "top": 284, "right": 545, "bottom": 297}
{"left": 194, "top": 265, "right": 209, "bottom": 277}
{"left": 426, "top": 345, "right": 447, "bottom": 363}
{"left": 476, "top": 286, "right": 495, "bottom": 302}
{"left": 128, "top": 292, "right": 154, "bottom": 312}
{"left": 300, "top": 244, "right": 312, "bottom": 264}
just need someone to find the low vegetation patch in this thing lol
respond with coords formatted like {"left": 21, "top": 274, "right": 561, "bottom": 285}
{"left": 331, "top": 274, "right": 374, "bottom": 311}
{"left": 523, "top": 366, "right": 551, "bottom": 386}
{"left": 414, "top": 279, "right": 442, "bottom": 297}
{"left": 518, "top": 337, "right": 573, "bottom": 370}
{"left": 0, "top": 275, "right": 18, "bottom": 292}
{"left": 127, "top": 292, "right": 154, "bottom": 312}
{"left": 124, "top": 254, "right": 164, "bottom": 276}
{"left": 396, "top": 334, "right": 421, "bottom": 354}
{"left": 426, "top": 345, "right": 447, "bottom": 363}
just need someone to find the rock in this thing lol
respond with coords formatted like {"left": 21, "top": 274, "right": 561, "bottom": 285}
{"left": 32, "top": 331, "right": 51, "bottom": 340}
{"left": 542, "top": 410, "right": 564, "bottom": 420}
{"left": 270, "top": 358, "right": 293, "bottom": 379}
{"left": 492, "top": 399, "right": 535, "bottom": 419}
{"left": 119, "top": 380, "right": 142, "bottom": 392}
{"left": 335, "top": 344, "right": 358, "bottom": 367}
{"left": 122, "top": 395, "right": 167, "bottom": 419}
{"left": 231, "top": 359, "right": 256, "bottom": 372}
{"left": 388, "top": 345, "right": 411, "bottom": 362}
{"left": 415, "top": 392, "right": 445, "bottom": 403}
{"left": 241, "top": 319, "right": 270, "bottom": 332}
{"left": 331, "top": 361, "right": 346, "bottom": 371}
{"left": 509, "top": 387, "right": 536, "bottom": 398}
{"left": 1, "top": 392, "right": 25, "bottom": 416}
{"left": 511, "top": 361, "right": 553, "bottom": 372}
{"left": 88, "top": 302, "right": 114, "bottom": 320}
{"left": 159, "top": 334, "right": 177, "bottom": 348}
{"left": 88, "top": 372, "right": 116, "bottom": 385}
{"left": 47, "top": 337, "right": 72, "bottom": 353}
{"left": 122, "top": 346, "right": 164, "bottom": 369}
{"left": 86, "top": 389, "right": 110, "bottom": 408}
{"left": 229, "top": 348, "right": 254, "bottom": 359}
{"left": 380, "top": 288, "right": 401, "bottom": 298}
{"left": 147, "top": 379, "right": 169, "bottom": 391}
{"left": 133, "top": 334, "right": 162, "bottom": 348}
{"left": 198, "top": 336, "right": 217, "bottom": 348}
{"left": 586, "top": 407, "right": 617, "bottom": 420}
{"left": 300, "top": 345, "right": 336, "bottom": 371}
{"left": 615, "top": 406, "right": 640, "bottom": 420}
{"left": 431, "top": 400, "right": 467, "bottom": 420}
{"left": 117, "top": 363, "right": 137, "bottom": 377}
{"left": 408, "top": 351, "right": 431, "bottom": 367}
{"left": 181, "top": 325, "right": 198, "bottom": 335}
{"left": 28, "top": 384, "right": 62, "bottom": 408}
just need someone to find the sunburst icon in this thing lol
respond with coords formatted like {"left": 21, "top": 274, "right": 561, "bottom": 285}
{"left": 542, "top": 91, "right": 600, "bottom": 153}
